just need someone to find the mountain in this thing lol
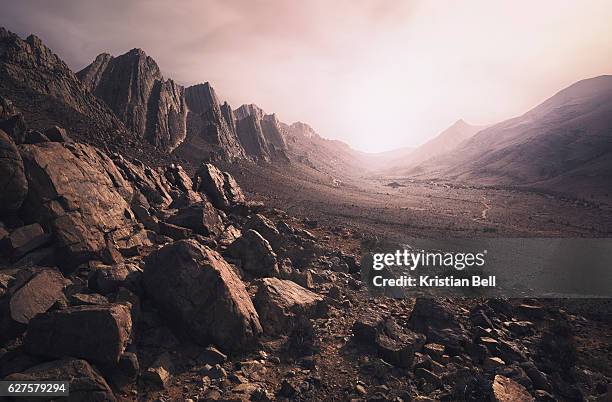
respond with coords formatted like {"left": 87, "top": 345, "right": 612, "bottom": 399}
{"left": 0, "top": 28, "right": 137, "bottom": 150}
{"left": 77, "top": 49, "right": 188, "bottom": 151}
{"left": 409, "top": 75, "right": 612, "bottom": 197}
{"left": 78, "top": 49, "right": 294, "bottom": 163}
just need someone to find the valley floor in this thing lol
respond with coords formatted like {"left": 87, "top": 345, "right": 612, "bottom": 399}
{"left": 224, "top": 161, "right": 612, "bottom": 241}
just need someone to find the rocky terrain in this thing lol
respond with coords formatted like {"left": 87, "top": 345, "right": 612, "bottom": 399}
{"left": 0, "top": 27, "right": 611, "bottom": 402}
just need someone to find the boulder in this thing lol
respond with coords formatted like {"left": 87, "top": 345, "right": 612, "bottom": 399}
{"left": 19, "top": 143, "right": 151, "bottom": 267}
{"left": 227, "top": 229, "right": 279, "bottom": 277}
{"left": 4, "top": 223, "right": 51, "bottom": 259}
{"left": 194, "top": 163, "right": 245, "bottom": 210}
{"left": 112, "top": 154, "right": 173, "bottom": 208}
{"left": 253, "top": 277, "right": 326, "bottom": 335}
{"left": 167, "top": 201, "right": 223, "bottom": 236}
{"left": 244, "top": 214, "right": 282, "bottom": 251}
{"left": 159, "top": 221, "right": 193, "bottom": 240}
{"left": 143, "top": 352, "right": 173, "bottom": 389}
{"left": 9, "top": 268, "right": 70, "bottom": 324}
{"left": 24, "top": 304, "right": 132, "bottom": 365}
{"left": 491, "top": 375, "right": 534, "bottom": 402}
{"left": 6, "top": 358, "right": 116, "bottom": 402}
{"left": 0, "top": 129, "right": 28, "bottom": 214}
{"left": 375, "top": 319, "right": 426, "bottom": 368}
{"left": 143, "top": 240, "right": 262, "bottom": 351}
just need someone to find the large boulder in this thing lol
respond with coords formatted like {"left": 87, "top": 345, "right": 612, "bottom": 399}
{"left": 19, "top": 142, "right": 151, "bottom": 267}
{"left": 24, "top": 304, "right": 132, "bottom": 365}
{"left": 194, "top": 163, "right": 245, "bottom": 210}
{"left": 6, "top": 358, "right": 116, "bottom": 402}
{"left": 143, "top": 239, "right": 262, "bottom": 351}
{"left": 4, "top": 223, "right": 51, "bottom": 260}
{"left": 227, "top": 229, "right": 279, "bottom": 277}
{"left": 0, "top": 129, "right": 28, "bottom": 214}
{"left": 166, "top": 201, "right": 223, "bottom": 236}
{"left": 253, "top": 277, "right": 326, "bottom": 336}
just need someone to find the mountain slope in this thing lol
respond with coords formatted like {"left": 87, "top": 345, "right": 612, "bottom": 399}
{"left": 410, "top": 75, "right": 612, "bottom": 197}
{"left": 0, "top": 28, "right": 136, "bottom": 149}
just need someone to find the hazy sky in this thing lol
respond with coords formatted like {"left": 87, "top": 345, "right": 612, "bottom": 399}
{"left": 2, "top": 0, "right": 612, "bottom": 152}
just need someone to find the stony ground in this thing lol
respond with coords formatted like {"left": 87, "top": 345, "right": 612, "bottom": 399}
{"left": 0, "top": 103, "right": 611, "bottom": 402}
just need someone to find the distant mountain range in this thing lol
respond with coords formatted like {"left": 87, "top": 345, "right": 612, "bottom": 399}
{"left": 402, "top": 75, "right": 612, "bottom": 197}
{"left": 1, "top": 27, "right": 610, "bottom": 197}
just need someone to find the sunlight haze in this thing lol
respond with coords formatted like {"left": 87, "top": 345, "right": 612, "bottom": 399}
{"left": 2, "top": 0, "right": 612, "bottom": 152}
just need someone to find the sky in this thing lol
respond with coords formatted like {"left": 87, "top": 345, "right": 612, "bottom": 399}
{"left": 1, "top": 0, "right": 612, "bottom": 152}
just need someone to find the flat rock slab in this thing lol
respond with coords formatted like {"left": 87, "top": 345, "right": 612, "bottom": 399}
{"left": 24, "top": 303, "right": 132, "bottom": 365}
{"left": 492, "top": 374, "right": 534, "bottom": 402}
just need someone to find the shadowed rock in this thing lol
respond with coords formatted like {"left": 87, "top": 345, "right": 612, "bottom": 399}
{"left": 227, "top": 229, "right": 279, "bottom": 277}
{"left": 0, "top": 129, "right": 27, "bottom": 214}
{"left": 6, "top": 358, "right": 116, "bottom": 401}
{"left": 143, "top": 239, "right": 262, "bottom": 351}
{"left": 24, "top": 304, "right": 132, "bottom": 365}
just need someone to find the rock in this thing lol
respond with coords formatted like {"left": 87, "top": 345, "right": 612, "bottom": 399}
{"left": 415, "top": 367, "right": 442, "bottom": 389}
{"left": 166, "top": 201, "right": 223, "bottom": 236}
{"left": 130, "top": 191, "right": 159, "bottom": 232}
{"left": 408, "top": 298, "right": 467, "bottom": 353}
{"left": 227, "top": 229, "right": 279, "bottom": 277}
{"left": 9, "top": 268, "right": 70, "bottom": 324}
{"left": 89, "top": 262, "right": 140, "bottom": 294}
{"left": 5, "top": 358, "right": 116, "bottom": 402}
{"left": 0, "top": 129, "right": 28, "bottom": 214}
{"left": 24, "top": 304, "right": 132, "bottom": 364}
{"left": 159, "top": 221, "right": 193, "bottom": 240}
{"left": 491, "top": 375, "right": 534, "bottom": 402}
{"left": 19, "top": 142, "right": 150, "bottom": 268}
{"left": 4, "top": 223, "right": 51, "bottom": 259}
{"left": 111, "top": 351, "right": 139, "bottom": 388}
{"left": 143, "top": 239, "right": 262, "bottom": 351}
{"left": 198, "top": 345, "right": 227, "bottom": 365}
{"left": 253, "top": 277, "right": 326, "bottom": 335}
{"left": 194, "top": 163, "right": 245, "bottom": 210}
{"left": 517, "top": 304, "right": 545, "bottom": 320}
{"left": 423, "top": 343, "right": 445, "bottom": 360}
{"left": 112, "top": 154, "right": 173, "bottom": 208}
{"left": 375, "top": 319, "right": 426, "bottom": 368}
{"left": 69, "top": 292, "right": 109, "bottom": 306}
{"left": 244, "top": 214, "right": 281, "bottom": 250}
{"left": 485, "top": 356, "right": 506, "bottom": 369}
{"left": 44, "top": 126, "right": 72, "bottom": 142}
{"left": 352, "top": 314, "right": 384, "bottom": 344}
{"left": 143, "top": 352, "right": 173, "bottom": 389}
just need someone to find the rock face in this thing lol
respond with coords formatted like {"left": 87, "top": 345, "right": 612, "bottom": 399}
{"left": 24, "top": 304, "right": 132, "bottom": 365}
{"left": 194, "top": 163, "right": 245, "bottom": 210}
{"left": 6, "top": 358, "right": 116, "bottom": 402}
{"left": 78, "top": 49, "right": 188, "bottom": 151}
{"left": 254, "top": 278, "right": 326, "bottom": 335}
{"left": 19, "top": 142, "right": 151, "bottom": 266}
{"left": 143, "top": 239, "right": 262, "bottom": 351}
{"left": 178, "top": 83, "right": 245, "bottom": 160}
{"left": 0, "top": 129, "right": 28, "bottom": 214}
{"left": 235, "top": 113, "right": 271, "bottom": 160}
{"left": 227, "top": 229, "right": 279, "bottom": 277}
{"left": 0, "top": 29, "right": 134, "bottom": 149}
